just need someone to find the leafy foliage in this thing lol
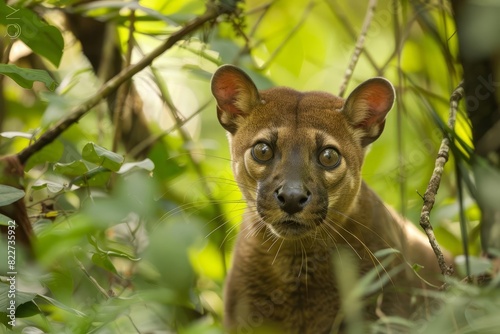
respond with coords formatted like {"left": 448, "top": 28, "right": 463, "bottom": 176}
{"left": 0, "top": 64, "right": 57, "bottom": 90}
{"left": 0, "top": 1, "right": 64, "bottom": 67}
{"left": 0, "top": 0, "right": 499, "bottom": 333}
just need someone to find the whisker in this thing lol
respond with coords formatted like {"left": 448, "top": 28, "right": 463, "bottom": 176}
{"left": 299, "top": 240, "right": 309, "bottom": 296}
{"left": 318, "top": 224, "right": 344, "bottom": 267}
{"left": 327, "top": 204, "right": 395, "bottom": 250}
{"left": 218, "top": 221, "right": 240, "bottom": 248}
{"left": 322, "top": 220, "right": 363, "bottom": 260}
{"left": 272, "top": 238, "right": 285, "bottom": 265}
{"left": 323, "top": 217, "right": 397, "bottom": 288}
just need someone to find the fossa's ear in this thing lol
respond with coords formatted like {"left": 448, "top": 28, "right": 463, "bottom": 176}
{"left": 343, "top": 78, "right": 395, "bottom": 146}
{"left": 211, "top": 65, "right": 262, "bottom": 134}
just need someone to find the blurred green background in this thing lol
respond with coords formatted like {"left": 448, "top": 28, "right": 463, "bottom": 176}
{"left": 1, "top": 0, "right": 494, "bottom": 333}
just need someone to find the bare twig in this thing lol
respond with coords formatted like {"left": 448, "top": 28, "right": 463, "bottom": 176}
{"left": 338, "top": 0, "right": 378, "bottom": 97}
{"left": 393, "top": 0, "right": 407, "bottom": 216}
{"left": 325, "top": 0, "right": 381, "bottom": 75}
{"left": 77, "top": 258, "right": 110, "bottom": 299}
{"left": 112, "top": 9, "right": 136, "bottom": 153}
{"left": 149, "top": 65, "right": 229, "bottom": 273}
{"left": 127, "top": 100, "right": 211, "bottom": 159}
{"left": 17, "top": 3, "right": 233, "bottom": 165}
{"left": 96, "top": 23, "right": 118, "bottom": 144}
{"left": 232, "top": 2, "right": 272, "bottom": 64}
{"left": 257, "top": 0, "right": 316, "bottom": 70}
{"left": 1, "top": 38, "right": 13, "bottom": 64}
{"left": 0, "top": 38, "right": 12, "bottom": 130}
{"left": 419, "top": 81, "right": 464, "bottom": 277}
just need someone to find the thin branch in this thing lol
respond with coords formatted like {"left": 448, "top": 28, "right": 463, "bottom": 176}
{"left": 128, "top": 99, "right": 211, "bottom": 159}
{"left": 0, "top": 38, "right": 12, "bottom": 130}
{"left": 257, "top": 0, "right": 316, "bottom": 70}
{"left": 338, "top": 0, "right": 378, "bottom": 98}
{"left": 1, "top": 38, "right": 12, "bottom": 64}
{"left": 77, "top": 258, "right": 110, "bottom": 299}
{"left": 112, "top": 9, "right": 136, "bottom": 153}
{"left": 149, "top": 65, "right": 229, "bottom": 273}
{"left": 17, "top": 3, "right": 234, "bottom": 165}
{"left": 325, "top": 0, "right": 381, "bottom": 75}
{"left": 393, "top": 0, "right": 407, "bottom": 217}
{"left": 96, "top": 23, "right": 118, "bottom": 144}
{"left": 419, "top": 81, "right": 464, "bottom": 277}
{"left": 232, "top": 2, "right": 272, "bottom": 64}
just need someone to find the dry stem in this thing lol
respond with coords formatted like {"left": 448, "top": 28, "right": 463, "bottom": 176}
{"left": 325, "top": 0, "right": 381, "bottom": 75}
{"left": 112, "top": 9, "right": 136, "bottom": 153}
{"left": 338, "top": 0, "right": 378, "bottom": 97}
{"left": 419, "top": 82, "right": 464, "bottom": 277}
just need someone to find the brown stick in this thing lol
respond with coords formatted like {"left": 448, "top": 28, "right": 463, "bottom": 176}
{"left": 257, "top": 0, "right": 316, "bottom": 70}
{"left": 419, "top": 82, "right": 464, "bottom": 277}
{"left": 338, "top": 0, "right": 378, "bottom": 97}
{"left": 325, "top": 0, "right": 381, "bottom": 76}
{"left": 112, "top": 9, "right": 136, "bottom": 153}
{"left": 17, "top": 3, "right": 233, "bottom": 165}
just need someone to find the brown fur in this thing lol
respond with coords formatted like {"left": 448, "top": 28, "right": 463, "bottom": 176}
{"left": 211, "top": 65, "right": 451, "bottom": 333}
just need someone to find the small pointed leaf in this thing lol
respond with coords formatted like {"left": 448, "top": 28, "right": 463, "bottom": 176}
{"left": 0, "top": 213, "right": 14, "bottom": 226}
{"left": 91, "top": 253, "right": 118, "bottom": 275}
{"left": 0, "top": 131, "right": 33, "bottom": 139}
{"left": 0, "top": 185, "right": 25, "bottom": 206}
{"left": 54, "top": 160, "right": 89, "bottom": 176}
{"left": 82, "top": 143, "right": 124, "bottom": 172}
{"left": 0, "top": 64, "right": 57, "bottom": 91}
{"left": 117, "top": 158, "right": 155, "bottom": 174}
{"left": 0, "top": 3, "right": 64, "bottom": 67}
{"left": 32, "top": 180, "right": 65, "bottom": 193}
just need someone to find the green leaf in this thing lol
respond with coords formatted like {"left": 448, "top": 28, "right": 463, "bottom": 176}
{"left": 145, "top": 220, "right": 202, "bottom": 295}
{"left": 89, "top": 236, "right": 141, "bottom": 261}
{"left": 15, "top": 300, "right": 41, "bottom": 318}
{"left": 0, "top": 283, "right": 37, "bottom": 313}
{"left": 25, "top": 139, "right": 64, "bottom": 171}
{"left": 411, "top": 263, "right": 424, "bottom": 273}
{"left": 0, "top": 3, "right": 64, "bottom": 67}
{"left": 149, "top": 141, "right": 185, "bottom": 180}
{"left": 35, "top": 214, "right": 96, "bottom": 265}
{"left": 455, "top": 255, "right": 492, "bottom": 276}
{"left": 32, "top": 180, "right": 65, "bottom": 193}
{"left": 54, "top": 160, "right": 89, "bottom": 176}
{"left": 0, "top": 131, "right": 33, "bottom": 139}
{"left": 71, "top": 167, "right": 111, "bottom": 187}
{"left": 73, "top": 1, "right": 179, "bottom": 25}
{"left": 0, "top": 185, "right": 25, "bottom": 206}
{"left": 0, "top": 213, "right": 14, "bottom": 226}
{"left": 91, "top": 253, "right": 118, "bottom": 275}
{"left": 117, "top": 158, "right": 155, "bottom": 174}
{"left": 0, "top": 283, "right": 40, "bottom": 328}
{"left": 35, "top": 294, "right": 86, "bottom": 317}
{"left": 105, "top": 249, "right": 141, "bottom": 262}
{"left": 373, "top": 248, "right": 400, "bottom": 258}
{"left": 82, "top": 142, "right": 124, "bottom": 172}
{"left": 0, "top": 64, "right": 58, "bottom": 91}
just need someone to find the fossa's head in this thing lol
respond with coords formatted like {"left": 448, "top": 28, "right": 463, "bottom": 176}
{"left": 211, "top": 65, "right": 394, "bottom": 240}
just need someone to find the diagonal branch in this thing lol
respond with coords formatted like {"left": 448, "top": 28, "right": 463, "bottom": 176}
{"left": 257, "top": 0, "right": 316, "bottom": 70}
{"left": 325, "top": 0, "right": 381, "bottom": 76}
{"left": 419, "top": 81, "right": 464, "bottom": 277}
{"left": 17, "top": 3, "right": 234, "bottom": 165}
{"left": 112, "top": 9, "right": 136, "bottom": 153}
{"left": 338, "top": 0, "right": 378, "bottom": 97}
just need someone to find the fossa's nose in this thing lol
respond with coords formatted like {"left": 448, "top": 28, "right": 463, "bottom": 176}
{"left": 274, "top": 183, "right": 311, "bottom": 215}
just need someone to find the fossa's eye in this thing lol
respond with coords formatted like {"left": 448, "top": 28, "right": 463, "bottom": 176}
{"left": 318, "top": 147, "right": 341, "bottom": 168}
{"left": 251, "top": 142, "right": 273, "bottom": 163}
